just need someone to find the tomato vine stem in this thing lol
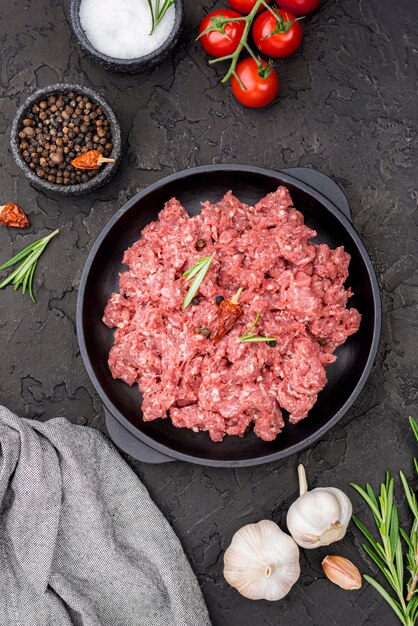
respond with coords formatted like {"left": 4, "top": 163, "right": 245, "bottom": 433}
{"left": 206, "top": 0, "right": 279, "bottom": 88}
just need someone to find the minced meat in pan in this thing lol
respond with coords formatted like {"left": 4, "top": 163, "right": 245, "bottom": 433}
{"left": 103, "top": 186, "right": 361, "bottom": 443}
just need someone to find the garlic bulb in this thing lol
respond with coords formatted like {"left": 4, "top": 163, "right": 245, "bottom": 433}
{"left": 223, "top": 520, "right": 300, "bottom": 601}
{"left": 286, "top": 464, "right": 352, "bottom": 549}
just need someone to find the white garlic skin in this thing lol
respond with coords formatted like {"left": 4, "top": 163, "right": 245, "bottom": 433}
{"left": 223, "top": 520, "right": 300, "bottom": 601}
{"left": 287, "top": 465, "right": 352, "bottom": 550}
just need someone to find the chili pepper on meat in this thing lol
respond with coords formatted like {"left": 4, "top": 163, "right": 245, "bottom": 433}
{"left": 71, "top": 149, "right": 115, "bottom": 170}
{"left": 212, "top": 288, "right": 243, "bottom": 343}
{"left": 0, "top": 203, "right": 30, "bottom": 228}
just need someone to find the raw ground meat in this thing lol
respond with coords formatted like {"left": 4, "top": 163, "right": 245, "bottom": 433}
{"left": 103, "top": 187, "right": 361, "bottom": 443}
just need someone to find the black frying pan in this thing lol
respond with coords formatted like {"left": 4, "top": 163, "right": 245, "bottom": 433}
{"left": 76, "top": 165, "right": 381, "bottom": 467}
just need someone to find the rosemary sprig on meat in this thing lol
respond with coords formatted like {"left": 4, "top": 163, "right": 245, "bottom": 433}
{"left": 182, "top": 253, "right": 215, "bottom": 309}
{"left": 147, "top": 0, "right": 175, "bottom": 35}
{"left": 238, "top": 312, "right": 276, "bottom": 343}
{"left": 350, "top": 417, "right": 418, "bottom": 626}
{"left": 0, "top": 229, "right": 59, "bottom": 302}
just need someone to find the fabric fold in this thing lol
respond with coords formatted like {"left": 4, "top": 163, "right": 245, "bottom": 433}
{"left": 0, "top": 406, "right": 211, "bottom": 626}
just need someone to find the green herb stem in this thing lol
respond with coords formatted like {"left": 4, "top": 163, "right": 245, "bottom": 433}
{"left": 182, "top": 253, "right": 214, "bottom": 309}
{"left": 238, "top": 311, "right": 276, "bottom": 343}
{"left": 147, "top": 0, "right": 175, "bottom": 35}
{"left": 0, "top": 229, "right": 59, "bottom": 302}
{"left": 351, "top": 417, "right": 418, "bottom": 626}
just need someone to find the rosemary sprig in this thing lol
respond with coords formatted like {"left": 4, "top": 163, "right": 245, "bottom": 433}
{"left": 0, "top": 229, "right": 59, "bottom": 302}
{"left": 182, "top": 253, "right": 214, "bottom": 310}
{"left": 238, "top": 312, "right": 276, "bottom": 343}
{"left": 146, "top": 0, "right": 175, "bottom": 35}
{"left": 351, "top": 417, "right": 418, "bottom": 626}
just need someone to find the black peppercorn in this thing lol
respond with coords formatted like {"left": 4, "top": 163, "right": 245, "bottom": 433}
{"left": 196, "top": 239, "right": 207, "bottom": 250}
{"left": 196, "top": 326, "right": 211, "bottom": 338}
{"left": 269, "top": 341, "right": 277, "bottom": 348}
{"left": 215, "top": 296, "right": 224, "bottom": 305}
{"left": 191, "top": 297, "right": 200, "bottom": 306}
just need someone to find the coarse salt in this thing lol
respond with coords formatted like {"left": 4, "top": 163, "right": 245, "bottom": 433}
{"left": 79, "top": 0, "right": 176, "bottom": 60}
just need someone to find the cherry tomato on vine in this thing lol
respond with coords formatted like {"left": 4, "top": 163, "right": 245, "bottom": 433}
{"left": 198, "top": 10, "right": 245, "bottom": 57}
{"left": 275, "top": 0, "right": 320, "bottom": 16}
{"left": 253, "top": 9, "right": 302, "bottom": 57}
{"left": 231, "top": 58, "right": 279, "bottom": 108}
{"left": 227, "top": 0, "right": 269, "bottom": 14}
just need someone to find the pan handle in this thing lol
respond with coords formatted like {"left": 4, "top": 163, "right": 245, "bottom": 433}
{"left": 282, "top": 167, "right": 352, "bottom": 223}
{"left": 104, "top": 407, "right": 175, "bottom": 464}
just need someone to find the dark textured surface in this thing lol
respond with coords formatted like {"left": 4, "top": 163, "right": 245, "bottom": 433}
{"left": 0, "top": 0, "right": 417, "bottom": 624}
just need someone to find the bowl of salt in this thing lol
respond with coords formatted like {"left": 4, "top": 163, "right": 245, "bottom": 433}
{"left": 70, "top": 0, "right": 184, "bottom": 73}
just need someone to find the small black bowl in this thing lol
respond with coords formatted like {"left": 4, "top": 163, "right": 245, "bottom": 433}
{"left": 11, "top": 83, "right": 121, "bottom": 196}
{"left": 70, "top": 0, "right": 184, "bottom": 74}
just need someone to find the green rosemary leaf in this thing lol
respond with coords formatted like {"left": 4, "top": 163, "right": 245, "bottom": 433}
{"left": 28, "top": 260, "right": 37, "bottom": 303}
{"left": 409, "top": 416, "right": 418, "bottom": 442}
{"left": 240, "top": 312, "right": 260, "bottom": 338}
{"left": 0, "top": 263, "right": 23, "bottom": 289}
{"left": 351, "top": 483, "right": 383, "bottom": 524}
{"left": 238, "top": 312, "right": 275, "bottom": 343}
{"left": 407, "top": 595, "right": 418, "bottom": 621}
{"left": 183, "top": 256, "right": 211, "bottom": 279}
{"left": 0, "top": 240, "right": 41, "bottom": 270}
{"left": 157, "top": 0, "right": 175, "bottom": 25}
{"left": 12, "top": 246, "right": 45, "bottom": 285}
{"left": 0, "top": 229, "right": 59, "bottom": 301}
{"left": 22, "top": 264, "right": 30, "bottom": 294}
{"left": 182, "top": 253, "right": 214, "bottom": 309}
{"left": 352, "top": 515, "right": 380, "bottom": 549}
{"left": 389, "top": 505, "right": 400, "bottom": 560}
{"left": 352, "top": 419, "right": 418, "bottom": 626}
{"left": 147, "top": 0, "right": 156, "bottom": 33}
{"left": 400, "top": 472, "right": 418, "bottom": 518}
{"left": 148, "top": 0, "right": 174, "bottom": 34}
{"left": 385, "top": 475, "right": 394, "bottom": 533}
{"left": 395, "top": 536, "right": 404, "bottom": 594}
{"left": 364, "top": 576, "right": 408, "bottom": 626}
{"left": 362, "top": 544, "right": 396, "bottom": 589}
{"left": 366, "top": 482, "right": 379, "bottom": 509}
{"left": 400, "top": 528, "right": 414, "bottom": 552}
{"left": 239, "top": 335, "right": 276, "bottom": 343}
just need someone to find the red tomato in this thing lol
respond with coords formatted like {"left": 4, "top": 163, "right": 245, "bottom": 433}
{"left": 198, "top": 10, "right": 245, "bottom": 57}
{"left": 228, "top": 0, "right": 269, "bottom": 14}
{"left": 231, "top": 58, "right": 279, "bottom": 108}
{"left": 252, "top": 9, "right": 302, "bottom": 58}
{"left": 275, "top": 0, "right": 320, "bottom": 16}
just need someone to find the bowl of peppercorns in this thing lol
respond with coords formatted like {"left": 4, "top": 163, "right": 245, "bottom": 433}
{"left": 11, "top": 83, "right": 121, "bottom": 195}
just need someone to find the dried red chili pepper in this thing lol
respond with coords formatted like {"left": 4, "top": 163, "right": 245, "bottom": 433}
{"left": 212, "top": 288, "right": 243, "bottom": 344}
{"left": 71, "top": 150, "right": 115, "bottom": 170}
{"left": 0, "top": 203, "right": 30, "bottom": 228}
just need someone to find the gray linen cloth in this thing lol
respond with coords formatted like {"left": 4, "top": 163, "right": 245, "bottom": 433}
{"left": 0, "top": 406, "right": 211, "bottom": 626}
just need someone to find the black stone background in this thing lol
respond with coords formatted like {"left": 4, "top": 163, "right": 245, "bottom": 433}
{"left": 1, "top": 0, "right": 417, "bottom": 624}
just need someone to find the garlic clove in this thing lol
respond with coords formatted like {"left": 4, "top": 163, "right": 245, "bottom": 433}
{"left": 223, "top": 520, "right": 300, "bottom": 601}
{"left": 322, "top": 555, "right": 362, "bottom": 590}
{"left": 286, "top": 465, "right": 353, "bottom": 549}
